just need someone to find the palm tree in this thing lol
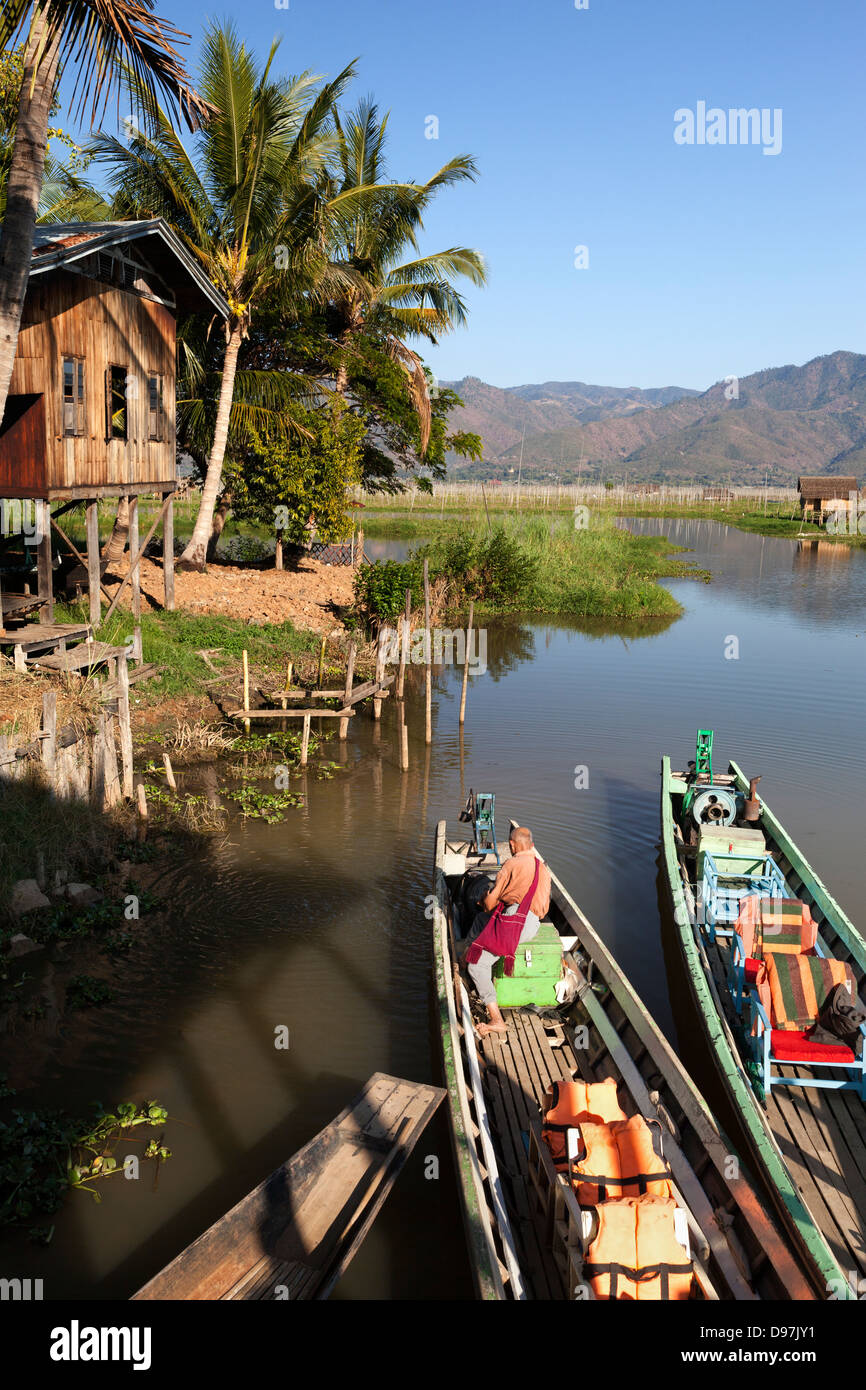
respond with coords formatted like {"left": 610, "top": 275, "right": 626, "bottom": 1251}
{"left": 91, "top": 21, "right": 360, "bottom": 569}
{"left": 0, "top": 0, "right": 211, "bottom": 423}
{"left": 325, "top": 99, "right": 486, "bottom": 454}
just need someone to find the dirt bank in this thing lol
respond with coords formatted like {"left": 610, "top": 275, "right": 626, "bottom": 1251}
{"left": 105, "top": 554, "right": 358, "bottom": 634}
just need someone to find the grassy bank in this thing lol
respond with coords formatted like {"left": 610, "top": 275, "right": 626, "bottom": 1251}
{"left": 356, "top": 497, "right": 866, "bottom": 548}
{"left": 52, "top": 601, "right": 332, "bottom": 703}
{"left": 355, "top": 514, "right": 706, "bottom": 625}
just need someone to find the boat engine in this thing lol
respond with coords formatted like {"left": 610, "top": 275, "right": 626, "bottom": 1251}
{"left": 690, "top": 785, "right": 738, "bottom": 827}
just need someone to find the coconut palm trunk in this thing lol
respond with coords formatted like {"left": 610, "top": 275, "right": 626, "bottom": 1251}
{"left": 0, "top": 18, "right": 61, "bottom": 419}
{"left": 178, "top": 323, "right": 243, "bottom": 570}
{"left": 101, "top": 496, "right": 131, "bottom": 569}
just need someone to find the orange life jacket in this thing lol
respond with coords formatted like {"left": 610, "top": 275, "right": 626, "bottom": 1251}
{"left": 583, "top": 1196, "right": 694, "bottom": 1301}
{"left": 541, "top": 1077, "right": 626, "bottom": 1169}
{"left": 568, "top": 1115, "right": 673, "bottom": 1205}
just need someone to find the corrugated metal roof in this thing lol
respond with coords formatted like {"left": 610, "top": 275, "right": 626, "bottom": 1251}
{"left": 29, "top": 219, "right": 228, "bottom": 319}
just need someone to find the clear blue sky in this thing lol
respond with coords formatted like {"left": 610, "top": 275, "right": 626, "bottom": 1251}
{"left": 63, "top": 0, "right": 865, "bottom": 390}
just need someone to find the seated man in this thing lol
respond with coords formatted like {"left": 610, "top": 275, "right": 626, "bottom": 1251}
{"left": 463, "top": 826, "right": 551, "bottom": 1037}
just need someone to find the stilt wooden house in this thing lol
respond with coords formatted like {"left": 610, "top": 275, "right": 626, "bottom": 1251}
{"left": 797, "top": 475, "right": 858, "bottom": 524}
{"left": 0, "top": 219, "right": 228, "bottom": 631}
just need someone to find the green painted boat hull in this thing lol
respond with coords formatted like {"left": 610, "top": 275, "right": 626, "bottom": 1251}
{"left": 660, "top": 754, "right": 857, "bottom": 1300}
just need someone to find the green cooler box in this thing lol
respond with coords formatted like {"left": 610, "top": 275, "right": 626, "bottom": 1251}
{"left": 493, "top": 921, "right": 563, "bottom": 1006}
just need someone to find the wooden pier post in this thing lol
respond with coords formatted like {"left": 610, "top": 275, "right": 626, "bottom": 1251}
{"left": 136, "top": 782, "right": 149, "bottom": 841}
{"left": 163, "top": 492, "right": 175, "bottom": 611}
{"left": 163, "top": 752, "right": 177, "bottom": 790}
{"left": 423, "top": 558, "right": 432, "bottom": 745}
{"left": 117, "top": 652, "right": 134, "bottom": 800}
{"left": 86, "top": 499, "right": 101, "bottom": 627}
{"left": 373, "top": 629, "right": 385, "bottom": 720}
{"left": 41, "top": 688, "right": 57, "bottom": 791}
{"left": 36, "top": 500, "right": 54, "bottom": 622}
{"left": 242, "top": 649, "right": 250, "bottom": 735}
{"left": 459, "top": 599, "right": 474, "bottom": 726}
{"left": 396, "top": 589, "right": 410, "bottom": 700}
{"left": 339, "top": 643, "right": 356, "bottom": 740}
{"left": 103, "top": 713, "right": 121, "bottom": 808}
{"left": 300, "top": 713, "right": 311, "bottom": 767}
{"left": 128, "top": 495, "right": 141, "bottom": 624}
{"left": 399, "top": 701, "right": 409, "bottom": 772}
{"left": 317, "top": 635, "right": 326, "bottom": 689}
{"left": 355, "top": 528, "right": 364, "bottom": 568}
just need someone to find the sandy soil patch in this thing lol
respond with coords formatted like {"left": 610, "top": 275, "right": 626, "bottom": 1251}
{"left": 104, "top": 555, "right": 357, "bottom": 634}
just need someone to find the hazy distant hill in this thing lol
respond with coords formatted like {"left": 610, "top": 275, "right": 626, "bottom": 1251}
{"left": 445, "top": 376, "right": 699, "bottom": 459}
{"left": 445, "top": 352, "right": 866, "bottom": 484}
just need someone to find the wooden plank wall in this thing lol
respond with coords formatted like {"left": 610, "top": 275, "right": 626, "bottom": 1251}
{"left": 4, "top": 268, "right": 176, "bottom": 494}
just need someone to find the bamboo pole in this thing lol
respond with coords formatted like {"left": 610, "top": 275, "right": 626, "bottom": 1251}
{"left": 399, "top": 701, "right": 409, "bottom": 772}
{"left": 242, "top": 649, "right": 250, "bottom": 735}
{"left": 317, "top": 635, "right": 326, "bottom": 688}
{"left": 373, "top": 629, "right": 385, "bottom": 720}
{"left": 459, "top": 599, "right": 474, "bottom": 726}
{"left": 423, "top": 558, "right": 432, "bottom": 744}
{"left": 117, "top": 653, "right": 134, "bottom": 800}
{"left": 396, "top": 589, "right": 410, "bottom": 700}
{"left": 163, "top": 752, "right": 177, "bottom": 791}
{"left": 136, "top": 781, "right": 148, "bottom": 841}
{"left": 300, "top": 712, "right": 311, "bottom": 766}
{"left": 281, "top": 659, "right": 293, "bottom": 710}
{"left": 339, "top": 643, "right": 356, "bottom": 740}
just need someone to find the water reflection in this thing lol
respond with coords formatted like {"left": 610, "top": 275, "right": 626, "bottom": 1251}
{"left": 3, "top": 517, "right": 865, "bottom": 1301}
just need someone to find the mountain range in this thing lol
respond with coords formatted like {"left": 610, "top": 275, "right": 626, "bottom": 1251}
{"left": 444, "top": 351, "right": 866, "bottom": 485}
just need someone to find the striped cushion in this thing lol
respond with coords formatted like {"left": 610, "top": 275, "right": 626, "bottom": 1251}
{"left": 766, "top": 953, "right": 857, "bottom": 1031}
{"left": 735, "top": 897, "right": 817, "bottom": 959}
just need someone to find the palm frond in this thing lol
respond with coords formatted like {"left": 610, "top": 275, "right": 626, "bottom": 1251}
{"left": 10, "top": 0, "right": 214, "bottom": 132}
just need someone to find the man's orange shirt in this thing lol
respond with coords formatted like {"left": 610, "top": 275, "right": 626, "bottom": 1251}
{"left": 487, "top": 850, "right": 551, "bottom": 919}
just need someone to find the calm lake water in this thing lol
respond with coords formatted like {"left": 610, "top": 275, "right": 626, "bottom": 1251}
{"left": 3, "top": 519, "right": 865, "bottom": 1300}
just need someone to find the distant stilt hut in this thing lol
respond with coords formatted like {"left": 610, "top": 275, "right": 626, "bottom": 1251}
{"left": 0, "top": 220, "right": 229, "bottom": 629}
{"left": 797, "top": 475, "right": 858, "bottom": 526}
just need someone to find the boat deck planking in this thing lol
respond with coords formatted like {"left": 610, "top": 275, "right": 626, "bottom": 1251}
{"left": 438, "top": 828, "right": 815, "bottom": 1301}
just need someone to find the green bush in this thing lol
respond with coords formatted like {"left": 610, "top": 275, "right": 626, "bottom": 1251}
{"left": 353, "top": 557, "right": 423, "bottom": 624}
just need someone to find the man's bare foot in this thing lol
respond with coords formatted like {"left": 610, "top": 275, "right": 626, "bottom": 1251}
{"left": 476, "top": 1020, "right": 508, "bottom": 1037}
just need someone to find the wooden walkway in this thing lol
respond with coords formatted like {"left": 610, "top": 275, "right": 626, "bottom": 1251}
{"left": 31, "top": 639, "right": 129, "bottom": 672}
{"left": 477, "top": 1008, "right": 578, "bottom": 1299}
{"left": 0, "top": 621, "right": 90, "bottom": 654}
{"left": 767, "top": 1082, "right": 866, "bottom": 1285}
{"left": 226, "top": 674, "right": 394, "bottom": 722}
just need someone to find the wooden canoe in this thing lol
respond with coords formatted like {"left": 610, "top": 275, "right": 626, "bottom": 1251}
{"left": 661, "top": 752, "right": 866, "bottom": 1301}
{"left": 433, "top": 818, "right": 818, "bottom": 1301}
{"left": 132, "top": 1072, "right": 444, "bottom": 1300}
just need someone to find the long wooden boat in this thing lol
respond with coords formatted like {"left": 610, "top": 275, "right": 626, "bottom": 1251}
{"left": 132, "top": 1073, "right": 444, "bottom": 1300}
{"left": 661, "top": 745, "right": 866, "bottom": 1301}
{"left": 433, "top": 818, "right": 818, "bottom": 1301}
